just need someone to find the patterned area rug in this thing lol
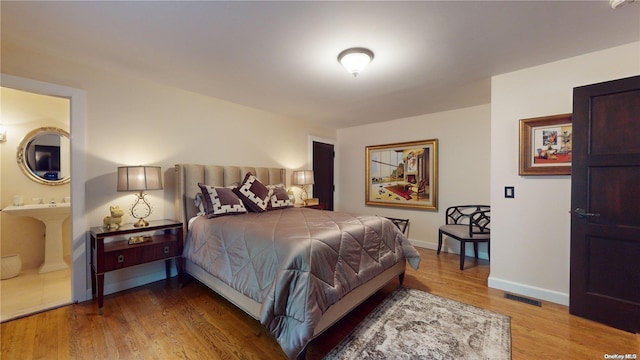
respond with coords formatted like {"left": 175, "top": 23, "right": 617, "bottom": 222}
{"left": 324, "top": 287, "right": 511, "bottom": 360}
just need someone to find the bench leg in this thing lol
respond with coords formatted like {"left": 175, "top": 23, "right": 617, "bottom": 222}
{"left": 437, "top": 231, "right": 443, "bottom": 254}
{"left": 474, "top": 242, "right": 479, "bottom": 259}
{"left": 460, "top": 241, "right": 466, "bottom": 270}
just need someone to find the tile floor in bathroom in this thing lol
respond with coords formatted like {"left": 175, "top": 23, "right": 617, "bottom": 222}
{"left": 0, "top": 267, "right": 71, "bottom": 322}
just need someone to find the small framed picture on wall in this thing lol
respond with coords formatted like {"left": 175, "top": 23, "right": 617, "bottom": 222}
{"left": 519, "top": 114, "right": 572, "bottom": 176}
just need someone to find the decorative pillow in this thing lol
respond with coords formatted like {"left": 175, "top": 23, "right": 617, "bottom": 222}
{"left": 233, "top": 172, "right": 272, "bottom": 212}
{"left": 194, "top": 192, "right": 206, "bottom": 216}
{"left": 197, "top": 183, "right": 247, "bottom": 218}
{"left": 267, "top": 184, "right": 293, "bottom": 210}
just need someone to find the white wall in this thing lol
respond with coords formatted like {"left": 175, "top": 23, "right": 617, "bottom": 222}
{"left": 489, "top": 42, "right": 640, "bottom": 305}
{"left": 336, "top": 104, "right": 491, "bottom": 254}
{"left": 2, "top": 44, "right": 336, "bottom": 300}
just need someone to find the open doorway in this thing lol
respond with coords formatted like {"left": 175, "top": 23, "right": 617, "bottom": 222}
{"left": 0, "top": 87, "right": 71, "bottom": 321}
{"left": 0, "top": 75, "right": 87, "bottom": 321}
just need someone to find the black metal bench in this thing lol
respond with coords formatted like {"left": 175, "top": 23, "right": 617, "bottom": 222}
{"left": 438, "top": 205, "right": 490, "bottom": 270}
{"left": 385, "top": 217, "right": 409, "bottom": 236}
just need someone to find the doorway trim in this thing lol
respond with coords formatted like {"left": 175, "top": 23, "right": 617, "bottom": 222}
{"left": 2, "top": 74, "right": 88, "bottom": 302}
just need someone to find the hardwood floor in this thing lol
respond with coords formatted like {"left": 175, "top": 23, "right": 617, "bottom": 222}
{"left": 1, "top": 247, "right": 637, "bottom": 359}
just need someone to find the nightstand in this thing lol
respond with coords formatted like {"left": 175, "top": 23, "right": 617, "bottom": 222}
{"left": 89, "top": 219, "right": 183, "bottom": 314}
{"left": 296, "top": 203, "right": 327, "bottom": 210}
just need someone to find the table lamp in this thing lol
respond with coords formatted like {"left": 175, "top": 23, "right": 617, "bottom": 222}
{"left": 117, "top": 166, "right": 163, "bottom": 227}
{"left": 293, "top": 170, "right": 314, "bottom": 205}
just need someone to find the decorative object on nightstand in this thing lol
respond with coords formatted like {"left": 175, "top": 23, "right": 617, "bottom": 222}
{"left": 117, "top": 165, "right": 163, "bottom": 227}
{"left": 293, "top": 170, "right": 314, "bottom": 206}
{"left": 305, "top": 197, "right": 319, "bottom": 206}
{"left": 102, "top": 205, "right": 125, "bottom": 230}
{"left": 299, "top": 202, "right": 327, "bottom": 210}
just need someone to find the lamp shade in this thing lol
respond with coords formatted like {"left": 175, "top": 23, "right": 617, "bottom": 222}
{"left": 293, "top": 170, "right": 314, "bottom": 186}
{"left": 338, "top": 48, "right": 374, "bottom": 77}
{"left": 117, "top": 166, "right": 163, "bottom": 192}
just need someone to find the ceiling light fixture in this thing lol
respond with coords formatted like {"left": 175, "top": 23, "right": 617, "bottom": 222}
{"left": 610, "top": 0, "right": 635, "bottom": 8}
{"left": 338, "top": 47, "right": 374, "bottom": 77}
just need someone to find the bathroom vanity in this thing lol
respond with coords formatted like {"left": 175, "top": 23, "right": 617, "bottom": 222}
{"left": 2, "top": 203, "right": 70, "bottom": 273}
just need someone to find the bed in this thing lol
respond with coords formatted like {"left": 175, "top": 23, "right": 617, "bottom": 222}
{"left": 174, "top": 163, "right": 420, "bottom": 359}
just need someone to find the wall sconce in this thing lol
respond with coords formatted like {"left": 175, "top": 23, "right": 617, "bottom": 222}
{"left": 0, "top": 125, "right": 7, "bottom": 143}
{"left": 338, "top": 47, "right": 374, "bottom": 77}
{"left": 293, "top": 170, "right": 314, "bottom": 205}
{"left": 117, "top": 166, "right": 163, "bottom": 227}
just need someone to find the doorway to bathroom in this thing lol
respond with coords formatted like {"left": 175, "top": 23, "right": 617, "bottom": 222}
{"left": 0, "top": 87, "right": 72, "bottom": 322}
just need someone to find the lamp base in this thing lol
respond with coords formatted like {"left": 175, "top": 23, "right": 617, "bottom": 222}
{"left": 133, "top": 218, "right": 149, "bottom": 227}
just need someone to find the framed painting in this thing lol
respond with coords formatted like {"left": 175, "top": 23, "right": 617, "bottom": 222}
{"left": 519, "top": 114, "right": 572, "bottom": 176}
{"left": 365, "top": 139, "right": 438, "bottom": 210}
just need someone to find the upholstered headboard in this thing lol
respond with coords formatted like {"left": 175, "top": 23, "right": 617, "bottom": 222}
{"left": 174, "top": 164, "right": 286, "bottom": 239}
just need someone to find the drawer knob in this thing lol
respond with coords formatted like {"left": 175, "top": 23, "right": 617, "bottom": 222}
{"left": 163, "top": 246, "right": 170, "bottom": 254}
{"left": 117, "top": 254, "right": 124, "bottom": 263}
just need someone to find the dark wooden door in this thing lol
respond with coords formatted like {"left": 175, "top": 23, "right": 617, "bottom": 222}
{"left": 570, "top": 75, "right": 640, "bottom": 333}
{"left": 312, "top": 141, "right": 334, "bottom": 211}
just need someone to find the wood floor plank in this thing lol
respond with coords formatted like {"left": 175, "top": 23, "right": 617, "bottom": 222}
{"left": 1, "top": 247, "right": 638, "bottom": 359}
{"left": 32, "top": 311, "right": 57, "bottom": 359}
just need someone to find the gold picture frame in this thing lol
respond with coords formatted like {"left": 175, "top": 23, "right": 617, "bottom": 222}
{"left": 519, "top": 114, "right": 572, "bottom": 176}
{"left": 365, "top": 139, "right": 438, "bottom": 210}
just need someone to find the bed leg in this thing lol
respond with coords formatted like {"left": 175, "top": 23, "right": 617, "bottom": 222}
{"left": 398, "top": 271, "right": 405, "bottom": 285}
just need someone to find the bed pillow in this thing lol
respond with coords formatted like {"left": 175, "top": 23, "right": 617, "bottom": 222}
{"left": 194, "top": 192, "right": 206, "bottom": 216}
{"left": 233, "top": 172, "right": 272, "bottom": 212}
{"left": 267, "top": 184, "right": 293, "bottom": 210}
{"left": 198, "top": 182, "right": 247, "bottom": 218}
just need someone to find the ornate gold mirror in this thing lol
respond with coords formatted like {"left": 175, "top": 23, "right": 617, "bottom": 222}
{"left": 16, "top": 126, "right": 70, "bottom": 185}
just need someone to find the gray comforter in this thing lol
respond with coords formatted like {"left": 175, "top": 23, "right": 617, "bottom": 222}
{"left": 183, "top": 207, "right": 420, "bottom": 359}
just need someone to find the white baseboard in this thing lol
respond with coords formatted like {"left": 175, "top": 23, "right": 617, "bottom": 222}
{"left": 409, "top": 239, "right": 567, "bottom": 306}
{"left": 408, "top": 238, "right": 489, "bottom": 260}
{"left": 409, "top": 238, "right": 435, "bottom": 250}
{"left": 488, "top": 276, "right": 569, "bottom": 306}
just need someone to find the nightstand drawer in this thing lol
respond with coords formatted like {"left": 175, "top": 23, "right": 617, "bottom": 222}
{"left": 101, "top": 236, "right": 178, "bottom": 272}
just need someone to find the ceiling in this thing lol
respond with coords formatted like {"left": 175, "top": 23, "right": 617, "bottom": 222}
{"left": 2, "top": 1, "right": 639, "bottom": 129}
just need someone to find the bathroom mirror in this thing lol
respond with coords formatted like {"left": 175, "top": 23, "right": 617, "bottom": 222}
{"left": 17, "top": 126, "right": 70, "bottom": 185}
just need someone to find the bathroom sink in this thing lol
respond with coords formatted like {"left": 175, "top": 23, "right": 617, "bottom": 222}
{"left": 3, "top": 203, "right": 70, "bottom": 273}
{"left": 3, "top": 203, "right": 70, "bottom": 221}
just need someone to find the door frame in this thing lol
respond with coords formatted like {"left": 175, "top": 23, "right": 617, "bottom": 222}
{"left": 2, "top": 74, "right": 88, "bottom": 302}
